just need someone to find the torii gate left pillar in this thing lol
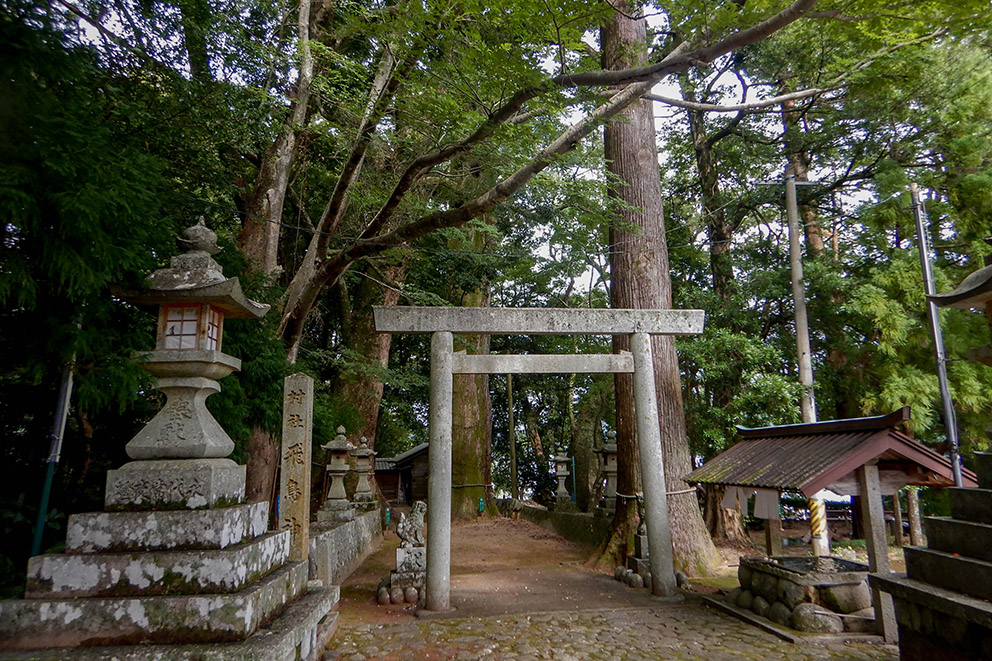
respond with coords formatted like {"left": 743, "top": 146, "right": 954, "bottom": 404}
{"left": 374, "top": 306, "right": 705, "bottom": 611}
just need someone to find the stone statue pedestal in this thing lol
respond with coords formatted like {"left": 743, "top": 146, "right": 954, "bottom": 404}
{"left": 391, "top": 546, "right": 426, "bottom": 589}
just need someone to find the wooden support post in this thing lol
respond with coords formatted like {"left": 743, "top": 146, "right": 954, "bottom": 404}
{"left": 907, "top": 488, "right": 925, "bottom": 547}
{"left": 280, "top": 372, "right": 313, "bottom": 562}
{"left": 892, "top": 492, "right": 904, "bottom": 548}
{"left": 764, "top": 519, "right": 783, "bottom": 556}
{"left": 857, "top": 463, "right": 897, "bottom": 643}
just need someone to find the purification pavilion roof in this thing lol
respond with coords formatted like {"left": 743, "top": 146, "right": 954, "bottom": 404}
{"left": 685, "top": 408, "right": 976, "bottom": 497}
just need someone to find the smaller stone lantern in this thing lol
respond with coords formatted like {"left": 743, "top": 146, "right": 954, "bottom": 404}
{"left": 317, "top": 426, "right": 354, "bottom": 523}
{"left": 352, "top": 437, "right": 378, "bottom": 512}
{"left": 553, "top": 454, "right": 572, "bottom": 510}
{"left": 595, "top": 431, "right": 619, "bottom": 517}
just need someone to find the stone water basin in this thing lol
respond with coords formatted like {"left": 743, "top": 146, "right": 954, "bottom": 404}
{"left": 730, "top": 556, "right": 876, "bottom": 634}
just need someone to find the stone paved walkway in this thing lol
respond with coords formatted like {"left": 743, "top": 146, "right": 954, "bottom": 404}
{"left": 331, "top": 599, "right": 897, "bottom": 660}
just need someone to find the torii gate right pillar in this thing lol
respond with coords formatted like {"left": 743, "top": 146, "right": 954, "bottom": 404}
{"left": 630, "top": 332, "right": 677, "bottom": 596}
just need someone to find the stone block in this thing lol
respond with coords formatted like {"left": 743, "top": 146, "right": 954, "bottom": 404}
{"left": 309, "top": 510, "right": 381, "bottom": 586}
{"left": 843, "top": 606, "right": 876, "bottom": 633}
{"left": 105, "top": 458, "right": 245, "bottom": 510}
{"left": 65, "top": 502, "right": 268, "bottom": 553}
{"left": 0, "top": 561, "right": 308, "bottom": 650}
{"left": 777, "top": 578, "right": 813, "bottom": 609}
{"left": 737, "top": 565, "right": 752, "bottom": 590}
{"left": 633, "top": 534, "right": 649, "bottom": 558}
{"left": 752, "top": 595, "right": 770, "bottom": 618}
{"left": 905, "top": 547, "right": 992, "bottom": 602}
{"left": 753, "top": 572, "right": 778, "bottom": 602}
{"left": 26, "top": 531, "right": 288, "bottom": 598}
{"left": 735, "top": 589, "right": 753, "bottom": 610}
{"left": 768, "top": 601, "right": 792, "bottom": 626}
{"left": 396, "top": 547, "right": 425, "bottom": 573}
{"left": 791, "top": 603, "right": 843, "bottom": 633}
{"left": 626, "top": 556, "right": 649, "bottom": 578}
{"left": 390, "top": 570, "right": 425, "bottom": 589}
{"left": 0, "top": 584, "right": 339, "bottom": 661}
{"left": 316, "top": 500, "right": 354, "bottom": 524}
{"left": 925, "top": 516, "right": 992, "bottom": 563}
{"left": 725, "top": 587, "right": 742, "bottom": 605}
{"left": 949, "top": 487, "right": 992, "bottom": 525}
{"left": 819, "top": 581, "right": 871, "bottom": 614}
{"left": 973, "top": 451, "right": 992, "bottom": 488}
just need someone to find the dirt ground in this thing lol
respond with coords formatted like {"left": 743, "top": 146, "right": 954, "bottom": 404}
{"left": 338, "top": 516, "right": 906, "bottom": 627}
{"left": 339, "top": 517, "right": 668, "bottom": 625}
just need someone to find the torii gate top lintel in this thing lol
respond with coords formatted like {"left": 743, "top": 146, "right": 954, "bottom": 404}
{"left": 373, "top": 306, "right": 705, "bottom": 336}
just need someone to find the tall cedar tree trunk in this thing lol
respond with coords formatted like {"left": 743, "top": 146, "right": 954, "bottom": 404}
{"left": 330, "top": 261, "right": 407, "bottom": 447}
{"left": 679, "top": 74, "right": 748, "bottom": 545}
{"left": 450, "top": 231, "right": 494, "bottom": 519}
{"left": 239, "top": 0, "right": 315, "bottom": 510}
{"left": 600, "top": 1, "right": 720, "bottom": 574}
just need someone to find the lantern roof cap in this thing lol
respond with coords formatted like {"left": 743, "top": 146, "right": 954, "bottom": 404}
{"left": 114, "top": 220, "right": 270, "bottom": 319}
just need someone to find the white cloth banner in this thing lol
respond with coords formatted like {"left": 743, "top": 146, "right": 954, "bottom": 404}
{"left": 721, "top": 486, "right": 754, "bottom": 513}
{"left": 753, "top": 488, "right": 781, "bottom": 520}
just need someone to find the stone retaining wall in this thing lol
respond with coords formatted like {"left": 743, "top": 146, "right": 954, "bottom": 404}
{"left": 309, "top": 509, "right": 382, "bottom": 585}
{"left": 499, "top": 501, "right": 610, "bottom": 549}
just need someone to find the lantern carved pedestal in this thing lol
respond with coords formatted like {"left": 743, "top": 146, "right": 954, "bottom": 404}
{"left": 0, "top": 222, "right": 337, "bottom": 660}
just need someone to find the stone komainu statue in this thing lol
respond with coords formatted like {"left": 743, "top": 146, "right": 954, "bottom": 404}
{"left": 397, "top": 500, "right": 426, "bottom": 548}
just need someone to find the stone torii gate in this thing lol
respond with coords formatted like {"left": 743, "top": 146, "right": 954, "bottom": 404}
{"left": 374, "top": 306, "right": 705, "bottom": 611}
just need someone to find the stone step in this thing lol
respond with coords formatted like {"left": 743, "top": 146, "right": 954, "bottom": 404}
{"left": 904, "top": 546, "right": 992, "bottom": 601}
{"left": 0, "top": 584, "right": 340, "bottom": 661}
{"left": 25, "top": 531, "right": 289, "bottom": 599}
{"left": 925, "top": 517, "right": 992, "bottom": 563}
{"left": 0, "top": 560, "right": 308, "bottom": 650}
{"left": 974, "top": 452, "right": 992, "bottom": 490}
{"left": 66, "top": 501, "right": 268, "bottom": 553}
{"left": 948, "top": 487, "right": 992, "bottom": 525}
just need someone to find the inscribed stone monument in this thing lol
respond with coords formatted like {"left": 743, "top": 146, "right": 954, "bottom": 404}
{"left": 280, "top": 372, "right": 313, "bottom": 561}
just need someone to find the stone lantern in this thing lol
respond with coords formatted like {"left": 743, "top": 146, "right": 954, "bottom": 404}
{"left": 318, "top": 426, "right": 354, "bottom": 523}
{"left": 595, "top": 431, "right": 619, "bottom": 517}
{"left": 352, "top": 436, "right": 378, "bottom": 512}
{"left": 553, "top": 454, "right": 572, "bottom": 510}
{"left": 108, "top": 220, "right": 269, "bottom": 508}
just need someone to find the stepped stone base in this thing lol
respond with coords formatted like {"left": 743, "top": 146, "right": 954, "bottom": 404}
{"left": 316, "top": 500, "right": 354, "bottom": 523}
{"left": 0, "top": 584, "right": 338, "bottom": 661}
{"left": 871, "top": 573, "right": 992, "bottom": 661}
{"left": 0, "top": 561, "right": 307, "bottom": 649}
{"left": 105, "top": 459, "right": 245, "bottom": 511}
{"left": 904, "top": 546, "right": 992, "bottom": 601}
{"left": 26, "top": 531, "right": 289, "bottom": 598}
{"left": 924, "top": 516, "right": 992, "bottom": 563}
{"left": 66, "top": 502, "right": 268, "bottom": 553}
{"left": 948, "top": 487, "right": 992, "bottom": 525}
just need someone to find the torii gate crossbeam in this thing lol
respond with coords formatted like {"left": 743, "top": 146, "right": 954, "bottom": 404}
{"left": 374, "top": 306, "right": 705, "bottom": 611}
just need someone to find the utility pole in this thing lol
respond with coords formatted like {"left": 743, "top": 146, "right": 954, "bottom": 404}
{"left": 507, "top": 374, "right": 518, "bottom": 499}
{"left": 911, "top": 182, "right": 964, "bottom": 487}
{"left": 785, "top": 170, "right": 818, "bottom": 423}
{"left": 783, "top": 167, "right": 830, "bottom": 556}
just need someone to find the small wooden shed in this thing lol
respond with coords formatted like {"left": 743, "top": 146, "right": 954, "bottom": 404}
{"left": 375, "top": 442, "right": 429, "bottom": 506}
{"left": 685, "top": 407, "right": 976, "bottom": 641}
